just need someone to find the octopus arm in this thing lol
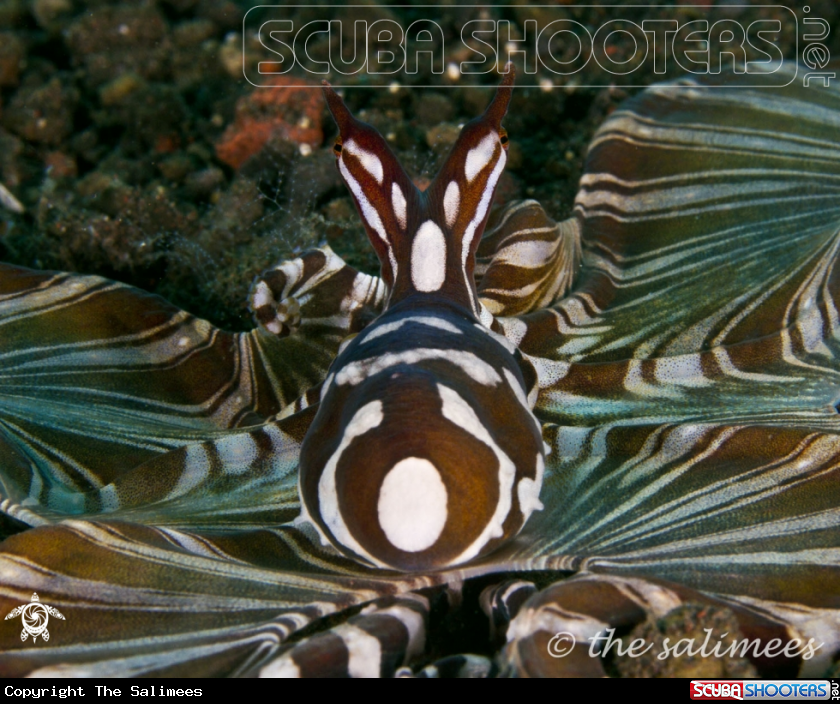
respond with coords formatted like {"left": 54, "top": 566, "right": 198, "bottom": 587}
{"left": 0, "top": 67, "right": 839, "bottom": 675}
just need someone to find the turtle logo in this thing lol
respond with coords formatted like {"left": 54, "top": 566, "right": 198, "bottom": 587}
{"left": 4, "top": 592, "right": 65, "bottom": 642}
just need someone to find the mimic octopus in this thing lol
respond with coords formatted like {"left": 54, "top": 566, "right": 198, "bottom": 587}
{"left": 0, "top": 65, "right": 839, "bottom": 678}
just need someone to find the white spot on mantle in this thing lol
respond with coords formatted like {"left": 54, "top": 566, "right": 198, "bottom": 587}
{"left": 391, "top": 182, "right": 407, "bottom": 230}
{"left": 411, "top": 220, "right": 447, "bottom": 292}
{"left": 464, "top": 133, "right": 498, "bottom": 182}
{"left": 378, "top": 457, "right": 448, "bottom": 552}
{"left": 343, "top": 138, "right": 384, "bottom": 184}
{"left": 443, "top": 181, "right": 460, "bottom": 227}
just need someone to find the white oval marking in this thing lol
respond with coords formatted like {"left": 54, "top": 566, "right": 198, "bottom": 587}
{"left": 465, "top": 132, "right": 498, "bottom": 182}
{"left": 378, "top": 457, "right": 448, "bottom": 552}
{"left": 216, "top": 433, "right": 259, "bottom": 475}
{"left": 391, "top": 182, "right": 407, "bottom": 230}
{"left": 344, "top": 138, "right": 384, "bottom": 184}
{"left": 411, "top": 220, "right": 447, "bottom": 292}
{"left": 443, "top": 181, "right": 460, "bottom": 227}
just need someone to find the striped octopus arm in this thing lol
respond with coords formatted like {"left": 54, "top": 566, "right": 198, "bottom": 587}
{"left": 0, "top": 66, "right": 838, "bottom": 676}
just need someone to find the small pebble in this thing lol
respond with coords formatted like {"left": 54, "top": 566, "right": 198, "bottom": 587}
{"left": 0, "top": 182, "right": 23, "bottom": 213}
{"left": 31, "top": 0, "right": 72, "bottom": 30}
{"left": 44, "top": 151, "right": 77, "bottom": 179}
{"left": 99, "top": 73, "right": 146, "bottom": 106}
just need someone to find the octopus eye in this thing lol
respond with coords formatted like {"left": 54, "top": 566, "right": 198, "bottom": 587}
{"left": 499, "top": 129, "right": 509, "bottom": 149}
{"left": 333, "top": 140, "right": 343, "bottom": 156}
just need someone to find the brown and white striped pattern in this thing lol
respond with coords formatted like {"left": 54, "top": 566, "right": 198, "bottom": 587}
{"left": 0, "top": 65, "right": 839, "bottom": 676}
{"left": 250, "top": 245, "right": 386, "bottom": 339}
{"left": 501, "top": 573, "right": 838, "bottom": 678}
{"left": 476, "top": 200, "right": 581, "bottom": 317}
{"left": 259, "top": 594, "right": 428, "bottom": 678}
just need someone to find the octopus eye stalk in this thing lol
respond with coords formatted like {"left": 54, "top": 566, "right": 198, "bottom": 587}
{"left": 322, "top": 65, "right": 517, "bottom": 316}
{"left": 300, "top": 65, "right": 545, "bottom": 572}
